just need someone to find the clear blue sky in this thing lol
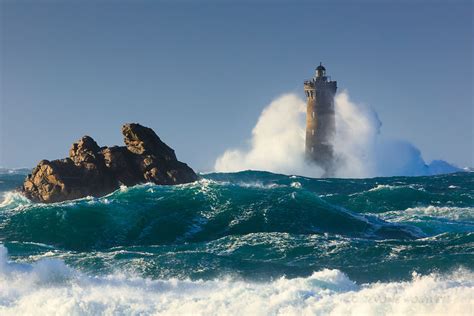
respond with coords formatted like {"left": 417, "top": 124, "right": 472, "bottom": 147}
{"left": 1, "top": 0, "right": 472, "bottom": 171}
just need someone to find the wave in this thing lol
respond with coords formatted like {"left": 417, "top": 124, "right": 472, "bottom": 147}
{"left": 2, "top": 230, "right": 471, "bottom": 284}
{"left": 2, "top": 171, "right": 472, "bottom": 251}
{"left": 0, "top": 178, "right": 423, "bottom": 251}
{"left": 0, "top": 245, "right": 472, "bottom": 316}
{"left": 373, "top": 206, "right": 474, "bottom": 235}
{"left": 0, "top": 191, "right": 31, "bottom": 208}
{"left": 0, "top": 171, "right": 472, "bottom": 288}
{"left": 383, "top": 206, "right": 474, "bottom": 222}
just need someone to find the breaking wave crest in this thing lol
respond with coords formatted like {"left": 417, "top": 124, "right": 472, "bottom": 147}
{"left": 0, "top": 177, "right": 424, "bottom": 252}
{"left": 0, "top": 245, "right": 472, "bottom": 316}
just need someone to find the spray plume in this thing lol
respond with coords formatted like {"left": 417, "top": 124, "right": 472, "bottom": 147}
{"left": 214, "top": 91, "right": 459, "bottom": 178}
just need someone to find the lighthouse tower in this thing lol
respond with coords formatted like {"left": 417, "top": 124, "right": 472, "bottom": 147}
{"left": 304, "top": 63, "right": 337, "bottom": 175}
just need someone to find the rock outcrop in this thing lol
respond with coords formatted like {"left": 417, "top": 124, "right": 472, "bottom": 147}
{"left": 23, "top": 123, "right": 198, "bottom": 203}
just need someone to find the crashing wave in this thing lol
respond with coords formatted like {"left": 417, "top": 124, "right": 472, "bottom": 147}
{"left": 0, "top": 245, "right": 472, "bottom": 316}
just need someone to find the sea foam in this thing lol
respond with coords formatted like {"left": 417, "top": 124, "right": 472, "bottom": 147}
{"left": 0, "top": 245, "right": 472, "bottom": 316}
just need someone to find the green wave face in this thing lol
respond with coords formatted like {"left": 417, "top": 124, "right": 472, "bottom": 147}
{"left": 0, "top": 170, "right": 472, "bottom": 283}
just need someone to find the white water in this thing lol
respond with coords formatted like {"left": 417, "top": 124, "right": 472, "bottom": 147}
{"left": 214, "top": 91, "right": 459, "bottom": 178}
{"left": 381, "top": 206, "right": 474, "bottom": 222}
{"left": 0, "top": 245, "right": 472, "bottom": 316}
{"left": 214, "top": 94, "right": 322, "bottom": 178}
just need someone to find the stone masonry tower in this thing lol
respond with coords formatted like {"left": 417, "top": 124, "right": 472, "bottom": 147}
{"left": 304, "top": 63, "right": 337, "bottom": 175}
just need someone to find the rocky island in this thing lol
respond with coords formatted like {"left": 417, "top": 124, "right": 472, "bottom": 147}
{"left": 22, "top": 123, "right": 198, "bottom": 203}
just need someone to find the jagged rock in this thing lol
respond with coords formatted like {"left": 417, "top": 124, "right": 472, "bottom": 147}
{"left": 22, "top": 123, "right": 198, "bottom": 203}
{"left": 22, "top": 157, "right": 116, "bottom": 203}
{"left": 100, "top": 146, "right": 142, "bottom": 186}
{"left": 122, "top": 123, "right": 176, "bottom": 160}
{"left": 69, "top": 136, "right": 101, "bottom": 165}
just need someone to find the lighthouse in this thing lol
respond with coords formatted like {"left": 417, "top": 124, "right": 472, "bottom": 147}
{"left": 304, "top": 63, "right": 337, "bottom": 175}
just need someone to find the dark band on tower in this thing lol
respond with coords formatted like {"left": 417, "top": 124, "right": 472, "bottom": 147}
{"left": 304, "top": 63, "right": 337, "bottom": 175}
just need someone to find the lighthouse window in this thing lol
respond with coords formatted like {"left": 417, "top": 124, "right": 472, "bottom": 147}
{"left": 312, "top": 112, "right": 315, "bottom": 118}
{"left": 311, "top": 147, "right": 314, "bottom": 153}
{"left": 312, "top": 129, "right": 314, "bottom": 135}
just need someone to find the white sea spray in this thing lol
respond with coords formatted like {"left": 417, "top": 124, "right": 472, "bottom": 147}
{"left": 382, "top": 206, "right": 474, "bottom": 222}
{"left": 214, "top": 91, "right": 460, "bottom": 178}
{"left": 0, "top": 245, "right": 472, "bottom": 316}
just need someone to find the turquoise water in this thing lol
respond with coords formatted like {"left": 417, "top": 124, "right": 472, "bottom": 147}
{"left": 0, "top": 169, "right": 473, "bottom": 314}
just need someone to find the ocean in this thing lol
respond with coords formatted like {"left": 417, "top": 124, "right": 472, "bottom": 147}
{"left": 0, "top": 169, "right": 472, "bottom": 315}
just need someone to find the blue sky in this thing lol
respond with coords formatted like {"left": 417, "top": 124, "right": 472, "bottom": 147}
{"left": 1, "top": 0, "right": 472, "bottom": 171}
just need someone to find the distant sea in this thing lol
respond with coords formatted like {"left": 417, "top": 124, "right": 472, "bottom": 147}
{"left": 1, "top": 169, "right": 473, "bottom": 315}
